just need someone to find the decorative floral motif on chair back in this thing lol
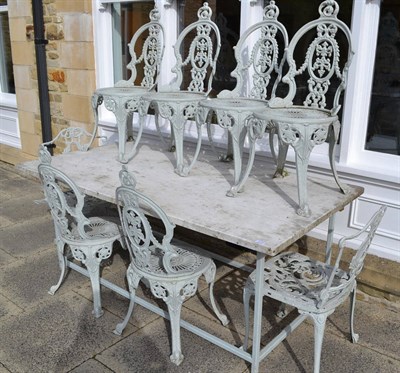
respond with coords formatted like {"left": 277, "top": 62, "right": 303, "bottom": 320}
{"left": 38, "top": 162, "right": 91, "bottom": 241}
{"left": 226, "top": 0, "right": 288, "bottom": 100}
{"left": 116, "top": 166, "right": 179, "bottom": 274}
{"left": 115, "top": 6, "right": 165, "bottom": 88}
{"left": 282, "top": 0, "right": 354, "bottom": 114}
{"left": 170, "top": 2, "right": 221, "bottom": 94}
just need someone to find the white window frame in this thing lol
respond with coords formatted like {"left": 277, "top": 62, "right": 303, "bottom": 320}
{"left": 0, "top": 4, "right": 19, "bottom": 148}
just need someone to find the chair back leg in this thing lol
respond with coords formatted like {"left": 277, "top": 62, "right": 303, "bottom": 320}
{"left": 204, "top": 262, "right": 229, "bottom": 326}
{"left": 114, "top": 267, "right": 142, "bottom": 335}
{"left": 48, "top": 238, "right": 67, "bottom": 295}
{"left": 350, "top": 281, "right": 359, "bottom": 343}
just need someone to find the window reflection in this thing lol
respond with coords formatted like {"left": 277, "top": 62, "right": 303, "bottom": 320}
{"left": 366, "top": 2, "right": 400, "bottom": 156}
{"left": 112, "top": 1, "right": 154, "bottom": 84}
{"left": 0, "top": 9, "right": 15, "bottom": 94}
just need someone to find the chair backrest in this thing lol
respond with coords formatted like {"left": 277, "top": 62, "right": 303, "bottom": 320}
{"left": 318, "top": 205, "right": 387, "bottom": 308}
{"left": 220, "top": 0, "right": 288, "bottom": 100}
{"left": 114, "top": 6, "right": 165, "bottom": 89}
{"left": 38, "top": 158, "right": 91, "bottom": 242}
{"left": 279, "top": 0, "right": 354, "bottom": 114}
{"left": 40, "top": 127, "right": 95, "bottom": 158}
{"left": 116, "top": 166, "right": 181, "bottom": 274}
{"left": 168, "top": 2, "right": 221, "bottom": 94}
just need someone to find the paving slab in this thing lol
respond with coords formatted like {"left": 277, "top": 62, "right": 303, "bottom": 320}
{"left": 0, "top": 249, "right": 83, "bottom": 309}
{"left": 0, "top": 292, "right": 128, "bottom": 373}
{"left": 0, "top": 216, "right": 55, "bottom": 257}
{"left": 1, "top": 194, "right": 49, "bottom": 224}
{"left": 97, "top": 316, "right": 248, "bottom": 373}
{"left": 69, "top": 359, "right": 114, "bottom": 373}
{"left": 0, "top": 293, "right": 23, "bottom": 321}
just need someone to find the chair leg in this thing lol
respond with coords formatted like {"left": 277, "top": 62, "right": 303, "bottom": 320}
{"left": 276, "top": 303, "right": 288, "bottom": 318}
{"left": 114, "top": 266, "right": 142, "bottom": 335}
{"left": 164, "top": 282, "right": 186, "bottom": 366}
{"left": 310, "top": 312, "right": 328, "bottom": 373}
{"left": 84, "top": 250, "right": 103, "bottom": 318}
{"left": 242, "top": 277, "right": 255, "bottom": 351}
{"left": 204, "top": 262, "right": 229, "bottom": 326}
{"left": 350, "top": 282, "right": 359, "bottom": 343}
{"left": 48, "top": 238, "right": 67, "bottom": 295}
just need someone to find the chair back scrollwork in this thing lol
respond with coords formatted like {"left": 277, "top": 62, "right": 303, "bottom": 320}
{"left": 116, "top": 166, "right": 180, "bottom": 274}
{"left": 38, "top": 162, "right": 91, "bottom": 241}
{"left": 223, "top": 0, "right": 288, "bottom": 100}
{"left": 168, "top": 2, "right": 221, "bottom": 95}
{"left": 281, "top": 0, "right": 354, "bottom": 114}
{"left": 115, "top": 6, "right": 165, "bottom": 89}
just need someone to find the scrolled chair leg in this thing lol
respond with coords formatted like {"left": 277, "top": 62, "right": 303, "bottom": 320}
{"left": 204, "top": 262, "right": 229, "bottom": 326}
{"left": 114, "top": 266, "right": 142, "bottom": 335}
{"left": 307, "top": 311, "right": 331, "bottom": 373}
{"left": 83, "top": 250, "right": 104, "bottom": 318}
{"left": 48, "top": 238, "right": 67, "bottom": 295}
{"left": 350, "top": 282, "right": 359, "bottom": 343}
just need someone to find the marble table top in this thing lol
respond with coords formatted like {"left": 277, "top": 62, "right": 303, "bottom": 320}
{"left": 18, "top": 136, "right": 363, "bottom": 255}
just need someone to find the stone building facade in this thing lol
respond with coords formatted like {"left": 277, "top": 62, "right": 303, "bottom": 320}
{"left": 3, "top": 0, "right": 96, "bottom": 161}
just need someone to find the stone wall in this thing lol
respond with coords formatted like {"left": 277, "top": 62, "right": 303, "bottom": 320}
{"left": 7, "top": 0, "right": 95, "bottom": 158}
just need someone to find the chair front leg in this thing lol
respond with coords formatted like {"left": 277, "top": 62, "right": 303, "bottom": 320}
{"left": 83, "top": 249, "right": 103, "bottom": 318}
{"left": 114, "top": 265, "right": 142, "bottom": 335}
{"left": 48, "top": 237, "right": 67, "bottom": 295}
{"left": 308, "top": 311, "right": 330, "bottom": 373}
{"left": 350, "top": 281, "right": 359, "bottom": 343}
{"left": 151, "top": 279, "right": 198, "bottom": 366}
{"left": 203, "top": 262, "right": 229, "bottom": 326}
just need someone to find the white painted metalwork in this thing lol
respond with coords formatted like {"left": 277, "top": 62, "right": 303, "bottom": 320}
{"left": 243, "top": 205, "right": 386, "bottom": 373}
{"left": 197, "top": 0, "right": 288, "bottom": 196}
{"left": 114, "top": 166, "right": 229, "bottom": 365}
{"left": 243, "top": 0, "right": 355, "bottom": 217}
{"left": 91, "top": 6, "right": 165, "bottom": 163}
{"left": 38, "top": 144, "right": 122, "bottom": 318}
{"left": 138, "top": 2, "right": 221, "bottom": 176}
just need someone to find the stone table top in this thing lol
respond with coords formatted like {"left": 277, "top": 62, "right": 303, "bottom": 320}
{"left": 17, "top": 137, "right": 363, "bottom": 256}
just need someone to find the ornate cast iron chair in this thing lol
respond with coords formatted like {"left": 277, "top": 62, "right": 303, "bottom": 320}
{"left": 91, "top": 6, "right": 165, "bottom": 163}
{"left": 38, "top": 145, "right": 122, "bottom": 318}
{"left": 114, "top": 166, "right": 228, "bottom": 365}
{"left": 246, "top": 0, "right": 354, "bottom": 216}
{"left": 197, "top": 0, "right": 288, "bottom": 196}
{"left": 138, "top": 2, "right": 221, "bottom": 176}
{"left": 243, "top": 205, "right": 386, "bottom": 373}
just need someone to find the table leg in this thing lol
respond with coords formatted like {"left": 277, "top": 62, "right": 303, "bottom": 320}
{"left": 325, "top": 214, "right": 336, "bottom": 264}
{"left": 251, "top": 252, "right": 266, "bottom": 373}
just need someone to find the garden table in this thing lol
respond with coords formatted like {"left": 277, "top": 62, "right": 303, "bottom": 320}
{"left": 17, "top": 136, "right": 363, "bottom": 373}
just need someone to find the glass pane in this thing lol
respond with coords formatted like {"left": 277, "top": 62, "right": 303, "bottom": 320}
{"left": 0, "top": 10, "right": 15, "bottom": 94}
{"left": 112, "top": 1, "right": 154, "bottom": 84}
{"left": 365, "top": 1, "right": 400, "bottom": 156}
{"left": 178, "top": 0, "right": 240, "bottom": 96}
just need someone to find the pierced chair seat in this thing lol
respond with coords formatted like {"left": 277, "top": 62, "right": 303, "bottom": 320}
{"left": 114, "top": 166, "right": 229, "bottom": 366}
{"left": 243, "top": 205, "right": 386, "bottom": 373}
{"left": 247, "top": 252, "right": 350, "bottom": 314}
{"left": 91, "top": 6, "right": 164, "bottom": 164}
{"left": 38, "top": 153, "right": 122, "bottom": 318}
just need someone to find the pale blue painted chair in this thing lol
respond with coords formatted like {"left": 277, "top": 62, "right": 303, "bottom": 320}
{"left": 113, "top": 166, "right": 228, "bottom": 366}
{"left": 38, "top": 144, "right": 122, "bottom": 318}
{"left": 243, "top": 205, "right": 386, "bottom": 373}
